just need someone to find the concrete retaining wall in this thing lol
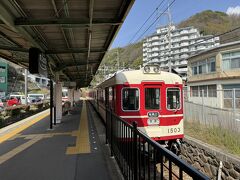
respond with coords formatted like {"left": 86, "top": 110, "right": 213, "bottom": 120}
{"left": 181, "top": 136, "right": 240, "bottom": 180}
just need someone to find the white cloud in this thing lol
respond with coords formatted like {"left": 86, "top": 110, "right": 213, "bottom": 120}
{"left": 226, "top": 6, "right": 240, "bottom": 15}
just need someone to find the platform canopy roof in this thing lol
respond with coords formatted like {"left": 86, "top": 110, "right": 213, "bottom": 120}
{"left": 0, "top": 0, "right": 134, "bottom": 87}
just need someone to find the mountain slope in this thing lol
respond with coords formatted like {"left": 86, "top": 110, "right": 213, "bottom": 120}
{"left": 91, "top": 10, "right": 240, "bottom": 85}
{"left": 178, "top": 10, "right": 240, "bottom": 43}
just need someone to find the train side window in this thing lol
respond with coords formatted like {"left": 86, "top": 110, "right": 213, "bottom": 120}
{"left": 167, "top": 88, "right": 180, "bottom": 110}
{"left": 145, "top": 88, "right": 160, "bottom": 109}
{"left": 122, "top": 88, "right": 139, "bottom": 111}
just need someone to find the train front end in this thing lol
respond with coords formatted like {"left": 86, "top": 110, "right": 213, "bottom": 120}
{"left": 117, "top": 65, "right": 183, "bottom": 154}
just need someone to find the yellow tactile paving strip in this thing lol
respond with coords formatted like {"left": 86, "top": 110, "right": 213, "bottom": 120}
{"left": 0, "top": 101, "right": 90, "bottom": 165}
{"left": 66, "top": 101, "right": 91, "bottom": 154}
{"left": 0, "top": 112, "right": 49, "bottom": 144}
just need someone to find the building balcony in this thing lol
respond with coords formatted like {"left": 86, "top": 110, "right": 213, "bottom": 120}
{"left": 151, "top": 53, "right": 159, "bottom": 57}
{"left": 151, "top": 36, "right": 159, "bottom": 41}
{"left": 180, "top": 54, "right": 189, "bottom": 58}
{"left": 174, "top": 67, "right": 187, "bottom": 73}
{"left": 152, "top": 42, "right": 160, "bottom": 46}
{"left": 152, "top": 48, "right": 159, "bottom": 52}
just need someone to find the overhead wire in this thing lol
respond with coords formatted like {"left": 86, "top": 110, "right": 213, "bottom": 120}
{"left": 128, "top": 0, "right": 167, "bottom": 44}
{"left": 134, "top": 0, "right": 176, "bottom": 43}
{"left": 107, "top": 0, "right": 240, "bottom": 79}
{"left": 115, "top": 0, "right": 176, "bottom": 68}
{"left": 97, "top": 0, "right": 172, "bottom": 75}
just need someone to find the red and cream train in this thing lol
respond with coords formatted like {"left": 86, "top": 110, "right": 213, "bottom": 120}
{"left": 88, "top": 65, "right": 183, "bottom": 154}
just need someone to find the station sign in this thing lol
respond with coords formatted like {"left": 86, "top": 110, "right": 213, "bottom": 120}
{"left": 29, "top": 47, "right": 48, "bottom": 77}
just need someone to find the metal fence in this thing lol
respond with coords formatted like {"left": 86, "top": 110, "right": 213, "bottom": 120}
{"left": 184, "top": 89, "right": 240, "bottom": 109}
{"left": 106, "top": 109, "right": 209, "bottom": 180}
{"left": 184, "top": 89, "right": 240, "bottom": 132}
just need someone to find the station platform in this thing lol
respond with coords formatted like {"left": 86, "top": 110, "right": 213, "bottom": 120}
{"left": 0, "top": 100, "right": 122, "bottom": 180}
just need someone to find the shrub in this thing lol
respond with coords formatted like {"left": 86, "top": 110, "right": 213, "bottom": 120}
{"left": 44, "top": 102, "right": 50, "bottom": 108}
{"left": 5, "top": 105, "right": 23, "bottom": 116}
{"left": 37, "top": 103, "right": 43, "bottom": 109}
{"left": 23, "top": 105, "right": 30, "bottom": 112}
{"left": 0, "top": 117, "right": 4, "bottom": 128}
{"left": 31, "top": 102, "right": 43, "bottom": 110}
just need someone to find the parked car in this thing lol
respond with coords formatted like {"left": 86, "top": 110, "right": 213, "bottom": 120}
{"left": 28, "top": 94, "right": 45, "bottom": 102}
{"left": 7, "top": 97, "right": 20, "bottom": 106}
{"left": 28, "top": 97, "right": 42, "bottom": 103}
{"left": 10, "top": 95, "right": 26, "bottom": 104}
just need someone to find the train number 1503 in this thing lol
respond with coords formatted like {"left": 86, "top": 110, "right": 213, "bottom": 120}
{"left": 168, "top": 128, "right": 180, "bottom": 134}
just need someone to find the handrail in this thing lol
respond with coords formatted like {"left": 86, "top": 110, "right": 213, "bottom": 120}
{"left": 105, "top": 108, "right": 209, "bottom": 180}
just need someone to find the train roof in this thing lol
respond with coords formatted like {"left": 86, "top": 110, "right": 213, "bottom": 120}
{"left": 97, "top": 69, "right": 182, "bottom": 88}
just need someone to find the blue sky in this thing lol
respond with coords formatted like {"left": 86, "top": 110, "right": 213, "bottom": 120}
{"left": 111, "top": 0, "right": 240, "bottom": 48}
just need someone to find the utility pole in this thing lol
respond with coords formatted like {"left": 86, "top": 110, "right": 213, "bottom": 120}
{"left": 117, "top": 48, "right": 120, "bottom": 71}
{"left": 157, "top": 4, "right": 172, "bottom": 72}
{"left": 24, "top": 69, "right": 28, "bottom": 105}
{"left": 167, "top": 4, "right": 172, "bottom": 73}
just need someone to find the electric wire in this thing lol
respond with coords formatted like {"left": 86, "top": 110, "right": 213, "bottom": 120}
{"left": 135, "top": 0, "right": 176, "bottom": 43}
{"left": 128, "top": 0, "right": 167, "bottom": 44}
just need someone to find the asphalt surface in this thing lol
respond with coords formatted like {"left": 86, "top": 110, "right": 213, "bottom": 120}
{"left": 0, "top": 100, "right": 121, "bottom": 180}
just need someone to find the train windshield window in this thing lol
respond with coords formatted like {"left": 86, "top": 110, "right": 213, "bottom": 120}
{"left": 122, "top": 88, "right": 139, "bottom": 110}
{"left": 167, "top": 88, "right": 180, "bottom": 110}
{"left": 145, "top": 88, "right": 160, "bottom": 109}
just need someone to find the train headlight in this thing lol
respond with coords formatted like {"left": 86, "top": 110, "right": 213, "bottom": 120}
{"left": 144, "top": 66, "right": 150, "bottom": 73}
{"left": 153, "top": 66, "right": 160, "bottom": 73}
{"left": 143, "top": 64, "right": 161, "bottom": 74}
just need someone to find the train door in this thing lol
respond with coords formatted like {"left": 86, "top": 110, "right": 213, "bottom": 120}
{"left": 144, "top": 84, "right": 161, "bottom": 126}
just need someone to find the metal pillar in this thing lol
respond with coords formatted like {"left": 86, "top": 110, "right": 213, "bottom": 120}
{"left": 68, "top": 88, "right": 74, "bottom": 107}
{"left": 54, "top": 105, "right": 56, "bottom": 125}
{"left": 74, "top": 89, "right": 80, "bottom": 102}
{"left": 50, "top": 79, "right": 53, "bottom": 129}
{"left": 53, "top": 83, "right": 56, "bottom": 125}
{"left": 24, "top": 69, "right": 28, "bottom": 105}
{"left": 55, "top": 82, "right": 62, "bottom": 123}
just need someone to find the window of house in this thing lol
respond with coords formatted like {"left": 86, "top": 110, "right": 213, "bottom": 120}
{"left": 192, "top": 63, "right": 198, "bottom": 75}
{"left": 0, "top": 77, "right": 5, "bottom": 83}
{"left": 208, "top": 85, "right": 217, "bottom": 97}
{"left": 199, "top": 85, "right": 207, "bottom": 97}
{"left": 231, "top": 57, "right": 240, "bottom": 69}
{"left": 0, "top": 66, "right": 6, "bottom": 73}
{"left": 122, "top": 88, "right": 139, "bottom": 111}
{"left": 191, "top": 57, "right": 216, "bottom": 75}
{"left": 167, "top": 88, "right": 180, "bottom": 110}
{"left": 191, "top": 86, "right": 198, "bottom": 97}
{"left": 198, "top": 61, "right": 207, "bottom": 74}
{"left": 145, "top": 88, "right": 160, "bottom": 109}
{"left": 198, "top": 63, "right": 203, "bottom": 74}
{"left": 207, "top": 58, "right": 216, "bottom": 72}
{"left": 222, "top": 51, "right": 240, "bottom": 70}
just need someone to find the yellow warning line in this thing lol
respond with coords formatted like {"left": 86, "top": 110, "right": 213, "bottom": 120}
{"left": 0, "top": 136, "right": 43, "bottom": 165}
{"left": 0, "top": 112, "right": 49, "bottom": 144}
{"left": 66, "top": 101, "right": 90, "bottom": 154}
{"left": 0, "top": 132, "right": 73, "bottom": 165}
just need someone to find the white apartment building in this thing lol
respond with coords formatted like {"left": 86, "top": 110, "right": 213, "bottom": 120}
{"left": 28, "top": 74, "right": 50, "bottom": 87}
{"left": 143, "top": 26, "right": 220, "bottom": 78}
